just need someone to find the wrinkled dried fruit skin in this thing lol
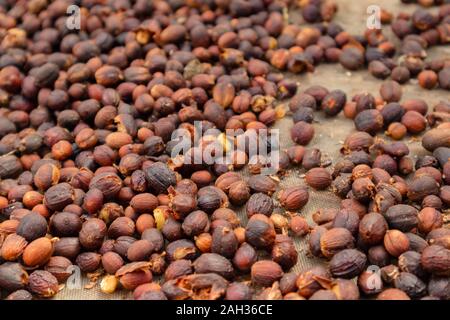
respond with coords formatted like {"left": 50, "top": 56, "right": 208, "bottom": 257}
{"left": 169, "top": 193, "right": 197, "bottom": 220}
{"left": 384, "top": 230, "right": 410, "bottom": 257}
{"left": 290, "top": 121, "right": 314, "bottom": 145}
{"left": 251, "top": 260, "right": 283, "bottom": 287}
{"left": 44, "top": 183, "right": 75, "bottom": 211}
{"left": 278, "top": 186, "right": 309, "bottom": 211}
{"left": 320, "top": 228, "right": 355, "bottom": 258}
{"left": 406, "top": 233, "right": 428, "bottom": 254}
{"left": 407, "top": 176, "right": 440, "bottom": 202}
{"left": 245, "top": 215, "right": 276, "bottom": 249}
{"left": 164, "top": 260, "right": 193, "bottom": 281}
{"left": 332, "top": 209, "right": 360, "bottom": 235}
{"left": 428, "top": 276, "right": 450, "bottom": 300}
{"left": 162, "top": 273, "right": 228, "bottom": 300}
{"left": 248, "top": 175, "right": 277, "bottom": 195}
{"left": 0, "top": 262, "right": 29, "bottom": 291}
{"left": 332, "top": 279, "right": 360, "bottom": 300}
{"left": 211, "top": 226, "right": 239, "bottom": 259}
{"left": 166, "top": 239, "right": 197, "bottom": 262}
{"left": 309, "top": 226, "right": 327, "bottom": 257}
{"left": 290, "top": 216, "right": 310, "bottom": 237}
{"left": 182, "top": 210, "right": 210, "bottom": 237}
{"left": 102, "top": 252, "right": 124, "bottom": 275}
{"left": 226, "top": 282, "right": 253, "bottom": 300}
{"left": 271, "top": 234, "right": 298, "bottom": 270}
{"left": 0, "top": 155, "right": 23, "bottom": 179}
{"left": 144, "top": 162, "right": 177, "bottom": 194}
{"left": 359, "top": 213, "right": 388, "bottom": 245}
{"left": 197, "top": 186, "right": 228, "bottom": 214}
{"left": 383, "top": 204, "right": 418, "bottom": 232}
{"left": 193, "top": 253, "right": 234, "bottom": 279}
{"left": 279, "top": 272, "right": 298, "bottom": 295}
{"left": 232, "top": 242, "right": 257, "bottom": 273}
{"left": 1, "top": 234, "right": 28, "bottom": 261}
{"left": 354, "top": 110, "right": 384, "bottom": 135}
{"left": 45, "top": 256, "right": 73, "bottom": 283}
{"left": 329, "top": 249, "right": 367, "bottom": 278}
{"left": 246, "top": 193, "right": 274, "bottom": 217}
{"left": 398, "top": 251, "right": 426, "bottom": 279}
{"left": 422, "top": 128, "right": 450, "bottom": 151}
{"left": 79, "top": 218, "right": 107, "bottom": 251}
{"left": 342, "top": 132, "right": 374, "bottom": 153}
{"left": 321, "top": 90, "right": 347, "bottom": 116}
{"left": 28, "top": 270, "right": 59, "bottom": 298}
{"left": 75, "top": 252, "right": 101, "bottom": 272}
{"left": 421, "top": 245, "right": 450, "bottom": 276}
{"left": 393, "top": 272, "right": 427, "bottom": 299}
{"left": 296, "top": 266, "right": 332, "bottom": 298}
{"left": 5, "top": 289, "right": 33, "bottom": 300}
{"left": 89, "top": 173, "right": 122, "bottom": 199}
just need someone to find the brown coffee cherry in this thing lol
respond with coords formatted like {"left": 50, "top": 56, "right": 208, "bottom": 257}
{"left": 211, "top": 225, "right": 239, "bottom": 259}
{"left": 251, "top": 260, "right": 283, "bottom": 287}
{"left": 305, "top": 168, "right": 332, "bottom": 190}
{"left": 296, "top": 266, "right": 332, "bottom": 298}
{"left": 225, "top": 282, "right": 252, "bottom": 300}
{"left": 291, "top": 121, "right": 314, "bottom": 145}
{"left": 354, "top": 110, "right": 384, "bottom": 135}
{"left": 76, "top": 252, "right": 102, "bottom": 272}
{"left": 394, "top": 272, "right": 427, "bottom": 299}
{"left": 320, "top": 228, "right": 355, "bottom": 258}
{"left": 359, "top": 213, "right": 388, "bottom": 245}
{"left": 289, "top": 216, "right": 310, "bottom": 237}
{"left": 1, "top": 234, "right": 28, "bottom": 261}
{"left": 28, "top": 270, "right": 59, "bottom": 298}
{"left": 331, "top": 279, "right": 360, "bottom": 300}
{"left": 50, "top": 211, "right": 82, "bottom": 237}
{"left": 398, "top": 251, "right": 426, "bottom": 279}
{"left": 193, "top": 253, "right": 234, "bottom": 280}
{"left": 127, "top": 240, "right": 154, "bottom": 262}
{"left": 377, "top": 288, "right": 410, "bottom": 300}
{"left": 386, "top": 122, "right": 407, "bottom": 140}
{"left": 384, "top": 230, "right": 410, "bottom": 257}
{"left": 271, "top": 234, "right": 298, "bottom": 270}
{"left": 418, "top": 70, "right": 438, "bottom": 89}
{"left": 329, "top": 249, "right": 367, "bottom": 278}
{"left": 228, "top": 181, "right": 251, "bottom": 206}
{"left": 278, "top": 186, "right": 309, "bottom": 210}
{"left": 401, "top": 111, "right": 427, "bottom": 134}
{"left": 245, "top": 214, "right": 276, "bottom": 249}
{"left": 102, "top": 251, "right": 124, "bottom": 274}
{"left": 417, "top": 207, "right": 443, "bottom": 234}
{"left": 22, "top": 237, "right": 54, "bottom": 267}
{"left": 380, "top": 80, "right": 402, "bottom": 103}
{"left": 79, "top": 218, "right": 107, "bottom": 250}
{"left": 421, "top": 245, "right": 450, "bottom": 276}
{"left": 16, "top": 212, "right": 48, "bottom": 242}
{"left": 383, "top": 204, "right": 418, "bottom": 232}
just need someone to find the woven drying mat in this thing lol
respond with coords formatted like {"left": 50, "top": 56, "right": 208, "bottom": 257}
{"left": 55, "top": 0, "right": 450, "bottom": 299}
